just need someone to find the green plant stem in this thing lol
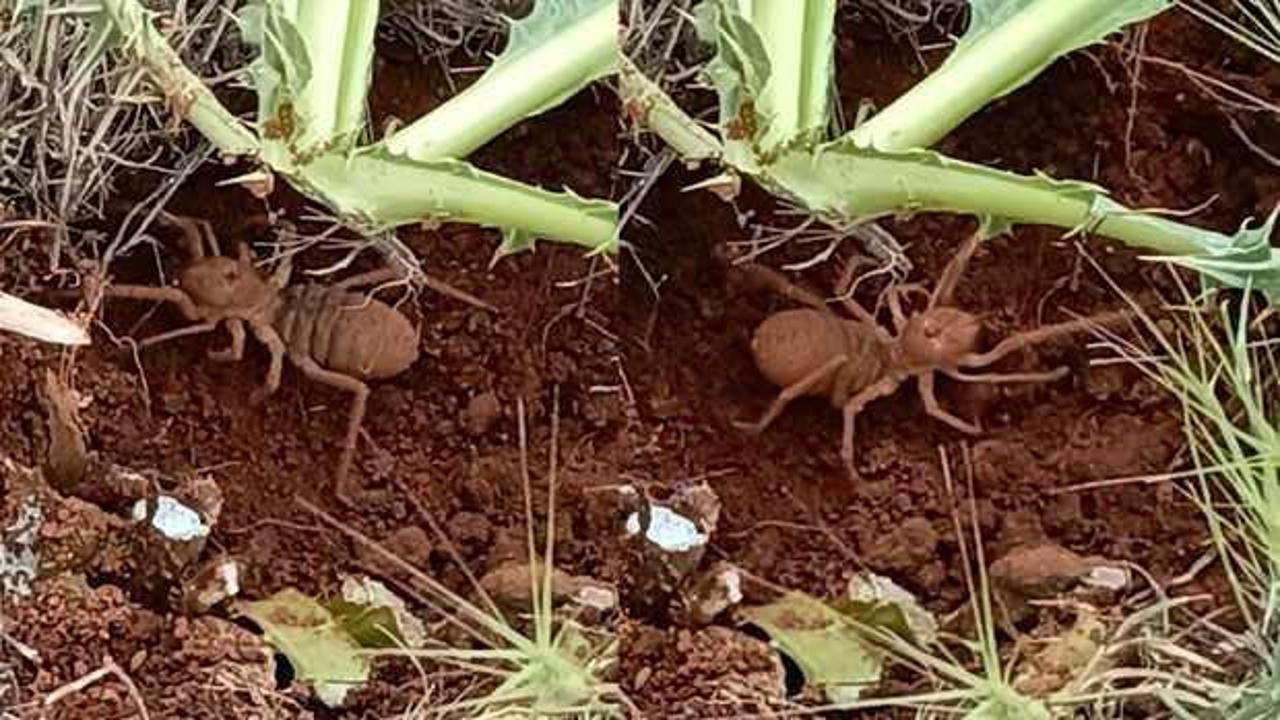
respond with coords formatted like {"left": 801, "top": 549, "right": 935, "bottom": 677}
{"left": 385, "top": 0, "right": 616, "bottom": 160}
{"left": 290, "top": 0, "right": 379, "bottom": 152}
{"left": 848, "top": 0, "right": 1154, "bottom": 151}
{"left": 98, "top": 0, "right": 259, "bottom": 157}
{"left": 764, "top": 144, "right": 1233, "bottom": 256}
{"left": 737, "top": 0, "right": 835, "bottom": 148}
{"left": 296, "top": 148, "right": 618, "bottom": 252}
{"left": 618, "top": 56, "right": 722, "bottom": 161}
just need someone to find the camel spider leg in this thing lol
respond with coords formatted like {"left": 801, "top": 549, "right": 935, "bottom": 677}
{"left": 959, "top": 310, "right": 1131, "bottom": 369}
{"left": 199, "top": 219, "right": 222, "bottom": 257}
{"left": 733, "top": 261, "right": 832, "bottom": 313}
{"left": 134, "top": 320, "right": 220, "bottom": 349}
{"left": 292, "top": 355, "right": 370, "bottom": 504}
{"left": 840, "top": 375, "right": 903, "bottom": 478}
{"left": 247, "top": 320, "right": 286, "bottom": 401}
{"left": 832, "top": 256, "right": 894, "bottom": 341}
{"left": 942, "top": 367, "right": 1068, "bottom": 384}
{"left": 97, "top": 285, "right": 202, "bottom": 322}
{"left": 917, "top": 371, "right": 982, "bottom": 435}
{"left": 735, "top": 355, "right": 849, "bottom": 434}
{"left": 158, "top": 212, "right": 218, "bottom": 258}
{"left": 207, "top": 318, "right": 246, "bottom": 362}
{"left": 883, "top": 283, "right": 930, "bottom": 333}
{"left": 268, "top": 254, "right": 294, "bottom": 290}
{"left": 930, "top": 230, "right": 982, "bottom": 309}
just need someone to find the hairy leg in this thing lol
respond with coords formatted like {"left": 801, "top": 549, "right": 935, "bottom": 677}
{"left": 734, "top": 355, "right": 848, "bottom": 434}
{"left": 729, "top": 260, "right": 831, "bottom": 313}
{"left": 98, "top": 284, "right": 202, "bottom": 321}
{"left": 293, "top": 356, "right": 370, "bottom": 503}
{"left": 833, "top": 255, "right": 886, "bottom": 330}
{"left": 917, "top": 371, "right": 981, "bottom": 435}
{"left": 930, "top": 230, "right": 981, "bottom": 309}
{"left": 942, "top": 367, "right": 1068, "bottom": 384}
{"left": 840, "top": 375, "right": 902, "bottom": 479}
{"left": 958, "top": 310, "right": 1131, "bottom": 369}
{"left": 157, "top": 212, "right": 208, "bottom": 259}
{"left": 207, "top": 318, "right": 246, "bottom": 362}
{"left": 884, "top": 283, "right": 929, "bottom": 334}
{"left": 134, "top": 320, "right": 219, "bottom": 349}
{"left": 247, "top": 320, "right": 286, "bottom": 400}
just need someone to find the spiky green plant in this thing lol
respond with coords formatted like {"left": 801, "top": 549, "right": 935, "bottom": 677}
{"left": 620, "top": 0, "right": 1280, "bottom": 295}
{"left": 94, "top": 0, "right": 619, "bottom": 261}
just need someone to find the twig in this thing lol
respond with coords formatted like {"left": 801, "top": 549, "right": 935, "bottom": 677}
{"left": 43, "top": 655, "right": 150, "bottom": 720}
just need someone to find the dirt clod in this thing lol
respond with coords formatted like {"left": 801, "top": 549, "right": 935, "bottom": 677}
{"left": 874, "top": 516, "right": 937, "bottom": 567}
{"left": 356, "top": 525, "right": 432, "bottom": 574}
{"left": 990, "top": 543, "right": 1097, "bottom": 625}
{"left": 620, "top": 624, "right": 785, "bottom": 718}
{"left": 462, "top": 390, "right": 503, "bottom": 436}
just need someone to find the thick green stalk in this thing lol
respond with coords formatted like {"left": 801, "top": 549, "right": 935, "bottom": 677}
{"left": 296, "top": 148, "right": 618, "bottom": 253}
{"left": 764, "top": 142, "right": 1233, "bottom": 256}
{"left": 290, "top": 0, "right": 378, "bottom": 152}
{"left": 385, "top": 0, "right": 617, "bottom": 161}
{"left": 735, "top": 0, "right": 835, "bottom": 149}
{"left": 98, "top": 0, "right": 259, "bottom": 157}
{"left": 848, "top": 0, "right": 1166, "bottom": 151}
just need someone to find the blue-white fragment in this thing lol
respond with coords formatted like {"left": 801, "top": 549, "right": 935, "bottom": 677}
{"left": 133, "top": 496, "right": 209, "bottom": 541}
{"left": 625, "top": 505, "right": 707, "bottom": 553}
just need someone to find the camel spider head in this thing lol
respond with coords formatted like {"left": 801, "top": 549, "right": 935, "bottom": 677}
{"left": 899, "top": 306, "right": 982, "bottom": 369}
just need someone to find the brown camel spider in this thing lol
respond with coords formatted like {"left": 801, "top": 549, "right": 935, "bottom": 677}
{"left": 728, "top": 231, "right": 1129, "bottom": 477}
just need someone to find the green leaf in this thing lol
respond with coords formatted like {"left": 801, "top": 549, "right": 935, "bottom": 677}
{"left": 385, "top": 0, "right": 617, "bottom": 160}
{"left": 947, "top": 0, "right": 1169, "bottom": 101}
{"left": 1156, "top": 208, "right": 1280, "bottom": 298}
{"left": 847, "top": 0, "right": 1171, "bottom": 151}
{"left": 741, "top": 591, "right": 883, "bottom": 702}
{"left": 693, "top": 0, "right": 772, "bottom": 171}
{"left": 243, "top": 0, "right": 374, "bottom": 162}
{"left": 293, "top": 145, "right": 618, "bottom": 256}
{"left": 326, "top": 575, "right": 427, "bottom": 650}
{"left": 236, "top": 589, "right": 371, "bottom": 707}
{"left": 835, "top": 573, "right": 938, "bottom": 645}
{"left": 290, "top": 0, "right": 378, "bottom": 153}
{"left": 697, "top": 0, "right": 836, "bottom": 151}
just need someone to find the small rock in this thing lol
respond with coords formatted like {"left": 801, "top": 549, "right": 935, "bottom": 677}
{"left": 869, "top": 516, "right": 938, "bottom": 574}
{"left": 673, "top": 562, "right": 743, "bottom": 627}
{"left": 131, "top": 475, "right": 223, "bottom": 575}
{"left": 448, "top": 511, "right": 492, "bottom": 549}
{"left": 479, "top": 560, "right": 616, "bottom": 619}
{"left": 990, "top": 543, "right": 1097, "bottom": 625}
{"left": 990, "top": 544, "right": 1090, "bottom": 598}
{"left": 356, "top": 525, "right": 432, "bottom": 573}
{"left": 462, "top": 391, "right": 502, "bottom": 436}
{"left": 623, "top": 483, "right": 723, "bottom": 619}
{"left": 180, "top": 556, "right": 241, "bottom": 613}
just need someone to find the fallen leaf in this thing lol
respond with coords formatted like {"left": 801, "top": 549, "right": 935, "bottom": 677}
{"left": 740, "top": 591, "right": 882, "bottom": 702}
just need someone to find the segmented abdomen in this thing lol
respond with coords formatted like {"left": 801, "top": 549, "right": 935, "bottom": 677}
{"left": 275, "top": 284, "right": 420, "bottom": 380}
{"left": 750, "top": 309, "right": 888, "bottom": 400}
